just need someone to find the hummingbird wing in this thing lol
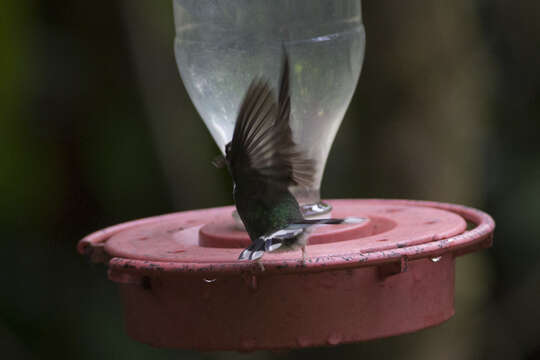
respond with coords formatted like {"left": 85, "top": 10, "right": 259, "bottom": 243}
{"left": 228, "top": 52, "right": 315, "bottom": 188}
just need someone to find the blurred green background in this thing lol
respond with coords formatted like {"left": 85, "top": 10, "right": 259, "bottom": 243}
{"left": 1, "top": 1, "right": 540, "bottom": 359}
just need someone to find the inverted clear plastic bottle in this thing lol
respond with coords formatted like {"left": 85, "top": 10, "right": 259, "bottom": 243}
{"left": 173, "top": 0, "right": 365, "bottom": 216}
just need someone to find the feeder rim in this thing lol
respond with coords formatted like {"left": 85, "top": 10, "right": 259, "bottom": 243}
{"left": 78, "top": 199, "right": 494, "bottom": 276}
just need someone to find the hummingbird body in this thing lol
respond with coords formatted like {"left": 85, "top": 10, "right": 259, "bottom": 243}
{"left": 234, "top": 182, "right": 303, "bottom": 242}
{"left": 214, "top": 49, "right": 362, "bottom": 262}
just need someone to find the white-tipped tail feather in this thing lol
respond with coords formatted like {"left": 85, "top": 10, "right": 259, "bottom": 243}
{"left": 238, "top": 217, "right": 366, "bottom": 262}
{"left": 343, "top": 217, "right": 367, "bottom": 224}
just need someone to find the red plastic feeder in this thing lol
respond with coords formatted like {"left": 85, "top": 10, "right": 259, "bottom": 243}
{"left": 78, "top": 199, "right": 494, "bottom": 351}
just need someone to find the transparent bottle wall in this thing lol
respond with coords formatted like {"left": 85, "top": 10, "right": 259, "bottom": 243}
{"left": 173, "top": 0, "right": 365, "bottom": 209}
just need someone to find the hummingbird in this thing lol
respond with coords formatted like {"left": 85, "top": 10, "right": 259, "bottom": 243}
{"left": 214, "top": 49, "right": 362, "bottom": 263}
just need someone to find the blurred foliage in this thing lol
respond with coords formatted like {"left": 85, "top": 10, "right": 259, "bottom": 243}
{"left": 1, "top": 1, "right": 539, "bottom": 359}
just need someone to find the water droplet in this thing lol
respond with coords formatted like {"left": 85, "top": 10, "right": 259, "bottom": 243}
{"left": 203, "top": 278, "right": 216, "bottom": 283}
{"left": 296, "top": 336, "right": 310, "bottom": 347}
{"left": 241, "top": 338, "right": 256, "bottom": 350}
{"left": 241, "top": 273, "right": 259, "bottom": 291}
{"left": 249, "top": 275, "right": 258, "bottom": 291}
{"left": 431, "top": 256, "right": 442, "bottom": 263}
{"left": 327, "top": 334, "right": 342, "bottom": 345}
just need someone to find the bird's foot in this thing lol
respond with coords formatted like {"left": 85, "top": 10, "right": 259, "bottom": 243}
{"left": 255, "top": 258, "right": 265, "bottom": 272}
{"left": 301, "top": 246, "right": 307, "bottom": 265}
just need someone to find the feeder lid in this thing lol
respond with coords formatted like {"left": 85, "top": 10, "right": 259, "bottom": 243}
{"left": 79, "top": 199, "right": 494, "bottom": 275}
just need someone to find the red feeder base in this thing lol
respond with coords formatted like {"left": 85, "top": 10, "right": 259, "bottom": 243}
{"left": 78, "top": 199, "right": 494, "bottom": 351}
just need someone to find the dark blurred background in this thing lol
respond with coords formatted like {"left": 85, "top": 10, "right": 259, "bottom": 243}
{"left": 2, "top": 1, "right": 539, "bottom": 359}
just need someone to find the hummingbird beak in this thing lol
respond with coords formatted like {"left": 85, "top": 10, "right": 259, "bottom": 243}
{"left": 211, "top": 154, "right": 227, "bottom": 168}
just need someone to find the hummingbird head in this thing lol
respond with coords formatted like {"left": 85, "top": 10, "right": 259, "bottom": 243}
{"left": 211, "top": 141, "right": 231, "bottom": 170}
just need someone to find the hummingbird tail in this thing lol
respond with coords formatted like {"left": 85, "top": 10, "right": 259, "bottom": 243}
{"left": 343, "top": 217, "right": 366, "bottom": 224}
{"left": 238, "top": 228, "right": 302, "bottom": 261}
{"left": 238, "top": 238, "right": 266, "bottom": 261}
{"left": 298, "top": 217, "right": 365, "bottom": 225}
